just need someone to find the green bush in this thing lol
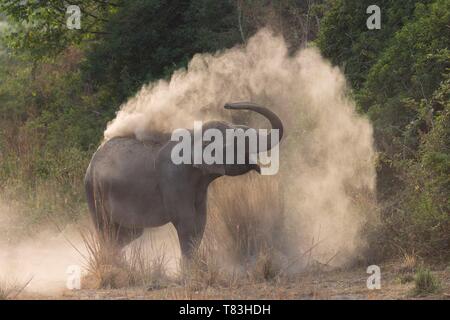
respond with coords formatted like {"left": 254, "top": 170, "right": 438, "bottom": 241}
{"left": 414, "top": 268, "right": 441, "bottom": 295}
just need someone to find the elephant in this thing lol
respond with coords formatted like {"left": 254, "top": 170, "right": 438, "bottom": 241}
{"left": 84, "top": 102, "right": 284, "bottom": 258}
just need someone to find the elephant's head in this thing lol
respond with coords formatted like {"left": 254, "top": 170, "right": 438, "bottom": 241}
{"left": 190, "top": 102, "right": 284, "bottom": 177}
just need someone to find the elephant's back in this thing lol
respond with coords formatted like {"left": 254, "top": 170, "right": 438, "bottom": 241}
{"left": 89, "top": 137, "right": 160, "bottom": 183}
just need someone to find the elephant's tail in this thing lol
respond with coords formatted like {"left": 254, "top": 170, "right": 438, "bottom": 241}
{"left": 84, "top": 165, "right": 110, "bottom": 234}
{"left": 84, "top": 166, "right": 99, "bottom": 228}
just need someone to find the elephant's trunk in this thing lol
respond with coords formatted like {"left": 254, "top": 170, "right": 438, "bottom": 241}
{"left": 224, "top": 102, "right": 284, "bottom": 153}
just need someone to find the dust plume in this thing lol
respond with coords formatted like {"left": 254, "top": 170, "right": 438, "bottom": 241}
{"left": 104, "top": 28, "right": 377, "bottom": 267}
{"left": 0, "top": 200, "right": 85, "bottom": 295}
{"left": 0, "top": 231, "right": 84, "bottom": 295}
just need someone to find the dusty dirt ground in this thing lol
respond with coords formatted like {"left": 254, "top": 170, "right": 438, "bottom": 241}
{"left": 18, "top": 262, "right": 450, "bottom": 300}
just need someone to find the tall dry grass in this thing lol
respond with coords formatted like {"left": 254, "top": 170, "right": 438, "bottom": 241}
{"left": 192, "top": 172, "right": 294, "bottom": 284}
{"left": 0, "top": 277, "right": 32, "bottom": 300}
{"left": 78, "top": 224, "right": 171, "bottom": 290}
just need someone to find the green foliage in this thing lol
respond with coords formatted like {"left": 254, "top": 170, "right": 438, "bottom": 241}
{"left": 0, "top": 0, "right": 118, "bottom": 58}
{"left": 400, "top": 78, "right": 450, "bottom": 253}
{"left": 317, "top": 0, "right": 432, "bottom": 92}
{"left": 363, "top": 0, "right": 449, "bottom": 120}
{"left": 82, "top": 0, "right": 241, "bottom": 104}
{"left": 367, "top": 0, "right": 449, "bottom": 255}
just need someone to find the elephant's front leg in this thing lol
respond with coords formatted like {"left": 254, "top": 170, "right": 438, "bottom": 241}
{"left": 175, "top": 189, "right": 208, "bottom": 259}
{"left": 158, "top": 161, "right": 209, "bottom": 259}
{"left": 173, "top": 201, "right": 206, "bottom": 259}
{"left": 163, "top": 186, "right": 207, "bottom": 259}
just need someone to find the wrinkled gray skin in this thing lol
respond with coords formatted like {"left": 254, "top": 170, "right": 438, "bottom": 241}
{"left": 84, "top": 102, "right": 284, "bottom": 258}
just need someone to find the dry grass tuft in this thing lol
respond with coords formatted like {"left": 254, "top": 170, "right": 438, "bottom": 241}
{"left": 398, "top": 251, "right": 419, "bottom": 274}
{"left": 78, "top": 227, "right": 127, "bottom": 289}
{"left": 78, "top": 227, "right": 169, "bottom": 290}
{"left": 182, "top": 246, "right": 222, "bottom": 288}
{"left": 0, "top": 277, "right": 32, "bottom": 300}
{"left": 248, "top": 247, "right": 281, "bottom": 281}
{"left": 179, "top": 238, "right": 240, "bottom": 291}
{"left": 0, "top": 279, "right": 18, "bottom": 300}
{"left": 126, "top": 238, "right": 170, "bottom": 290}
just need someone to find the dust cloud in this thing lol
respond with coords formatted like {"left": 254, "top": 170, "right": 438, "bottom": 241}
{"left": 0, "top": 202, "right": 85, "bottom": 295}
{"left": 105, "top": 28, "right": 377, "bottom": 267}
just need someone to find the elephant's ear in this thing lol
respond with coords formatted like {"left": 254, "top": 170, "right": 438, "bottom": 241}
{"left": 192, "top": 130, "right": 226, "bottom": 176}
{"left": 193, "top": 162, "right": 226, "bottom": 176}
